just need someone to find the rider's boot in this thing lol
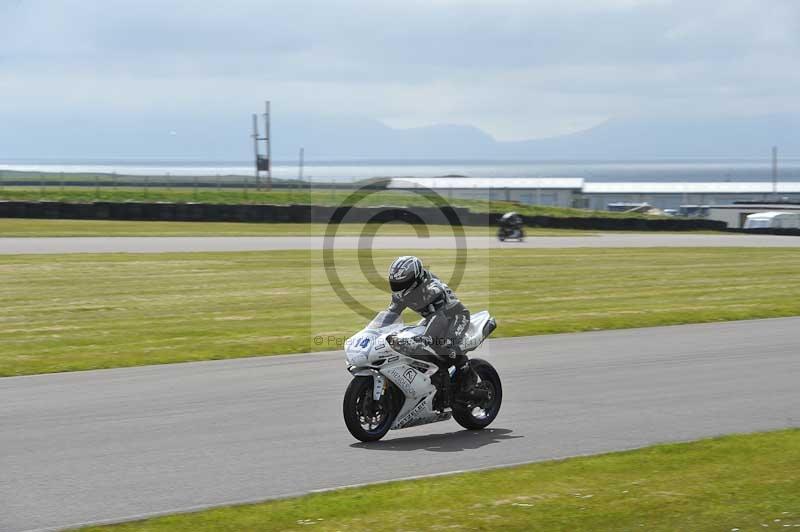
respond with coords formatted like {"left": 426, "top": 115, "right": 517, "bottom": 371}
{"left": 453, "top": 354, "right": 488, "bottom": 401}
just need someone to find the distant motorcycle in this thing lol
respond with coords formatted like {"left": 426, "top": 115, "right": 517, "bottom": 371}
{"left": 342, "top": 311, "right": 502, "bottom": 442}
{"left": 497, "top": 226, "right": 525, "bottom": 242}
{"left": 497, "top": 211, "right": 525, "bottom": 242}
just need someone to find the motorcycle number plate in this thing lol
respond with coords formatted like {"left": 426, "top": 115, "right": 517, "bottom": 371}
{"left": 347, "top": 334, "right": 374, "bottom": 352}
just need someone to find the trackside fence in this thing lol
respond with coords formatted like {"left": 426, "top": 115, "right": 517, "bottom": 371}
{"left": 0, "top": 201, "right": 727, "bottom": 231}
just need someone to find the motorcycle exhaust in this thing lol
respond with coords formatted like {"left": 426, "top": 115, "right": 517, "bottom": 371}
{"left": 482, "top": 318, "right": 497, "bottom": 339}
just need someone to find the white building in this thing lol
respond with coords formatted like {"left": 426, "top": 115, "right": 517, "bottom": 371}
{"left": 386, "top": 177, "right": 800, "bottom": 214}
{"left": 387, "top": 177, "right": 584, "bottom": 208}
{"left": 707, "top": 204, "right": 800, "bottom": 228}
{"left": 581, "top": 182, "right": 800, "bottom": 211}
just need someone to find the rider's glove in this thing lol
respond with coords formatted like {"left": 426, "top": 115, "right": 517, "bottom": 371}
{"left": 387, "top": 334, "right": 400, "bottom": 349}
{"left": 414, "top": 335, "right": 433, "bottom": 347}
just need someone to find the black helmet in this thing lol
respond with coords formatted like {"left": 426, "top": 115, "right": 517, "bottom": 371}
{"left": 388, "top": 256, "right": 424, "bottom": 295}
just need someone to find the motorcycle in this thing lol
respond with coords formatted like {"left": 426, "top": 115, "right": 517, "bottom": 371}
{"left": 497, "top": 226, "right": 525, "bottom": 242}
{"left": 342, "top": 310, "right": 502, "bottom": 442}
{"left": 497, "top": 212, "right": 525, "bottom": 242}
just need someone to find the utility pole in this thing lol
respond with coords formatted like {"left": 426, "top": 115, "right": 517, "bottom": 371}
{"left": 772, "top": 146, "right": 778, "bottom": 200}
{"left": 252, "top": 113, "right": 260, "bottom": 190}
{"left": 298, "top": 147, "right": 305, "bottom": 181}
{"left": 252, "top": 100, "right": 272, "bottom": 191}
{"left": 264, "top": 100, "right": 272, "bottom": 191}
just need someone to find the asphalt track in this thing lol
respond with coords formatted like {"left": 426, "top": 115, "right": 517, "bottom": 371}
{"left": 1, "top": 233, "right": 800, "bottom": 254}
{"left": 2, "top": 318, "right": 799, "bottom": 531}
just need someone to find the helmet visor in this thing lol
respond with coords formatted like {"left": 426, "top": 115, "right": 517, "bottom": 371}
{"left": 390, "top": 277, "right": 417, "bottom": 294}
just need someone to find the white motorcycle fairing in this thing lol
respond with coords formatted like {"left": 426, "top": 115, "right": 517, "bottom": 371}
{"left": 344, "top": 311, "right": 495, "bottom": 430}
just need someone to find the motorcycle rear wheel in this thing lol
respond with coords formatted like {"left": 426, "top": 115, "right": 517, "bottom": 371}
{"left": 452, "top": 358, "right": 502, "bottom": 430}
{"left": 343, "top": 376, "right": 397, "bottom": 442}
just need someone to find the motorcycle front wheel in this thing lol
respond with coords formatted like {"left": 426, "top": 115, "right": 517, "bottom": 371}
{"left": 452, "top": 358, "right": 503, "bottom": 430}
{"left": 343, "top": 376, "right": 397, "bottom": 442}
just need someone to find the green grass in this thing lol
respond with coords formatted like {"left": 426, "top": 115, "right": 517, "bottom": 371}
{"left": 0, "top": 218, "right": 592, "bottom": 237}
{"left": 0, "top": 185, "right": 657, "bottom": 218}
{"left": 2, "top": 248, "right": 800, "bottom": 376}
{"left": 79, "top": 429, "right": 800, "bottom": 532}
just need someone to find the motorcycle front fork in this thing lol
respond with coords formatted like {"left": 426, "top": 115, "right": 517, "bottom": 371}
{"left": 433, "top": 366, "right": 458, "bottom": 411}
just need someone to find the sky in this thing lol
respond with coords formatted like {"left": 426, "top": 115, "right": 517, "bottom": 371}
{"left": 1, "top": 0, "right": 799, "bottom": 157}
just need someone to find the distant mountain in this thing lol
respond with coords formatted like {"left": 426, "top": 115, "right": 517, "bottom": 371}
{"left": 270, "top": 113, "right": 800, "bottom": 159}
{"left": 1, "top": 110, "right": 797, "bottom": 160}
{"left": 227, "top": 114, "right": 800, "bottom": 159}
{"left": 272, "top": 115, "right": 497, "bottom": 159}
{"left": 499, "top": 114, "right": 800, "bottom": 159}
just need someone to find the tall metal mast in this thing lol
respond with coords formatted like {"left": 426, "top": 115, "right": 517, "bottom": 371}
{"left": 264, "top": 101, "right": 272, "bottom": 191}
{"left": 252, "top": 100, "right": 272, "bottom": 191}
{"left": 252, "top": 114, "right": 260, "bottom": 190}
{"left": 298, "top": 147, "right": 305, "bottom": 181}
{"left": 772, "top": 146, "right": 778, "bottom": 200}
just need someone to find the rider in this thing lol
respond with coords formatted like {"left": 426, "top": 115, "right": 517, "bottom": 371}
{"left": 374, "top": 256, "right": 480, "bottom": 397}
{"left": 500, "top": 211, "right": 523, "bottom": 231}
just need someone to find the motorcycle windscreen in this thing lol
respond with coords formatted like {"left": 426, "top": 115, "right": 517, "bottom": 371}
{"left": 367, "top": 310, "right": 401, "bottom": 330}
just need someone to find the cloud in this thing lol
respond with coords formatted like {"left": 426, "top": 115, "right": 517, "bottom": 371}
{"left": 1, "top": 0, "right": 798, "bottom": 143}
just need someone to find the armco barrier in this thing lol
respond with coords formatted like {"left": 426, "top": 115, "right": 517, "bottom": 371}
{"left": 725, "top": 228, "right": 800, "bottom": 236}
{"left": 515, "top": 214, "right": 727, "bottom": 231}
{"left": 0, "top": 201, "right": 726, "bottom": 231}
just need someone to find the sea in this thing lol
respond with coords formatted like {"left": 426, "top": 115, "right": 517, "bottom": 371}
{"left": 1, "top": 158, "right": 800, "bottom": 183}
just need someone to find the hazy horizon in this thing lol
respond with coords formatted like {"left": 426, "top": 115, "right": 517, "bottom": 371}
{"left": 1, "top": 1, "right": 798, "bottom": 159}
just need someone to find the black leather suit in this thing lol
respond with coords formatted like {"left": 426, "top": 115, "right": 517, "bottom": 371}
{"left": 373, "top": 271, "right": 470, "bottom": 363}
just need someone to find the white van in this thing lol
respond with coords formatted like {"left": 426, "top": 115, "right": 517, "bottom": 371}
{"left": 743, "top": 211, "right": 800, "bottom": 230}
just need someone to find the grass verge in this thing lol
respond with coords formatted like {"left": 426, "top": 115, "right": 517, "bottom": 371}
{"left": 0, "top": 218, "right": 591, "bottom": 237}
{"left": 79, "top": 429, "right": 800, "bottom": 531}
{"left": 0, "top": 185, "right": 658, "bottom": 218}
{"left": 2, "top": 248, "right": 800, "bottom": 376}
